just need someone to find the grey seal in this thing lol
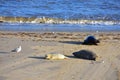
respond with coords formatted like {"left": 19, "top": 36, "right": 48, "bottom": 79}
{"left": 82, "top": 36, "right": 100, "bottom": 45}
{"left": 72, "top": 50, "right": 98, "bottom": 61}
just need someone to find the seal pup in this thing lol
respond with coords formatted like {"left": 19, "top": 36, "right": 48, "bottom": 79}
{"left": 82, "top": 35, "right": 100, "bottom": 45}
{"left": 11, "top": 46, "right": 21, "bottom": 53}
{"left": 45, "top": 53, "right": 68, "bottom": 60}
{"left": 72, "top": 50, "right": 98, "bottom": 61}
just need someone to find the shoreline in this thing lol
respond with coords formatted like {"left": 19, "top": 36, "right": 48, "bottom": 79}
{"left": 0, "top": 28, "right": 120, "bottom": 33}
{"left": 1, "top": 30, "right": 120, "bottom": 33}
{"left": 0, "top": 31, "right": 120, "bottom": 41}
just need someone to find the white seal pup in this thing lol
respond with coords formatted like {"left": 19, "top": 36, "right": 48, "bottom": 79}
{"left": 45, "top": 53, "right": 68, "bottom": 60}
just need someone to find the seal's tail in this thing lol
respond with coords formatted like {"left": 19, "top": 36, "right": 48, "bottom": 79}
{"left": 64, "top": 55, "right": 69, "bottom": 59}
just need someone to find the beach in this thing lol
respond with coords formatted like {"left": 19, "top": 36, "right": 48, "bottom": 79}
{"left": 0, "top": 0, "right": 120, "bottom": 80}
{"left": 0, "top": 31, "right": 120, "bottom": 80}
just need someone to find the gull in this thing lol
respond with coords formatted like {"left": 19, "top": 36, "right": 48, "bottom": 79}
{"left": 11, "top": 46, "right": 21, "bottom": 53}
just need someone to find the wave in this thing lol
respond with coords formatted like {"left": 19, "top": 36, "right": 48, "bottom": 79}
{"left": 0, "top": 16, "right": 120, "bottom": 25}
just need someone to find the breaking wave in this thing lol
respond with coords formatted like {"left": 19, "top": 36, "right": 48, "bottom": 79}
{"left": 0, "top": 16, "right": 120, "bottom": 25}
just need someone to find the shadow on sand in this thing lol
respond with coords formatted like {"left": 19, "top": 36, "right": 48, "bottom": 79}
{"left": 0, "top": 51, "right": 10, "bottom": 54}
{"left": 28, "top": 56, "right": 45, "bottom": 60}
{"left": 59, "top": 41, "right": 83, "bottom": 45}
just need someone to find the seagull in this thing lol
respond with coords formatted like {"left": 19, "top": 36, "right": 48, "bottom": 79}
{"left": 11, "top": 46, "right": 21, "bottom": 53}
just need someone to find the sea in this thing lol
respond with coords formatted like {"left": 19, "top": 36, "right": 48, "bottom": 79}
{"left": 0, "top": 0, "right": 120, "bottom": 32}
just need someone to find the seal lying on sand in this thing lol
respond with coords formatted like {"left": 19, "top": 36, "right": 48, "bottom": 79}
{"left": 72, "top": 50, "right": 98, "bottom": 61}
{"left": 45, "top": 53, "right": 68, "bottom": 60}
{"left": 82, "top": 36, "right": 100, "bottom": 45}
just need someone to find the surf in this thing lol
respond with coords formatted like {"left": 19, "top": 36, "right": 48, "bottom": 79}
{"left": 0, "top": 16, "right": 120, "bottom": 25}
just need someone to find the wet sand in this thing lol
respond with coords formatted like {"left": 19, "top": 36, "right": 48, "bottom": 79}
{"left": 0, "top": 31, "right": 120, "bottom": 80}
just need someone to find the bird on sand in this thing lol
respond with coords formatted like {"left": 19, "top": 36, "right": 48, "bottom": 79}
{"left": 11, "top": 46, "right": 21, "bottom": 53}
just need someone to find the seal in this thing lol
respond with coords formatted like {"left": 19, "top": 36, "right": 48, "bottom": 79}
{"left": 45, "top": 53, "right": 68, "bottom": 60}
{"left": 82, "top": 36, "right": 100, "bottom": 45}
{"left": 72, "top": 50, "right": 98, "bottom": 61}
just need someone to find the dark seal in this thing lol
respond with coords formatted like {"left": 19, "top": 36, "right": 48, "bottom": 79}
{"left": 82, "top": 36, "right": 100, "bottom": 45}
{"left": 72, "top": 50, "right": 97, "bottom": 61}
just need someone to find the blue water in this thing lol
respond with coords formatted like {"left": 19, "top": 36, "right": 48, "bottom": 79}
{"left": 0, "top": 0, "right": 120, "bottom": 32}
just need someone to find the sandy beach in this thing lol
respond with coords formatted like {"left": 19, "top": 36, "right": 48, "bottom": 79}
{"left": 0, "top": 31, "right": 120, "bottom": 80}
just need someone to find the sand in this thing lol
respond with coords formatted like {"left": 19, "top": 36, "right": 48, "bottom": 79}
{"left": 0, "top": 31, "right": 120, "bottom": 80}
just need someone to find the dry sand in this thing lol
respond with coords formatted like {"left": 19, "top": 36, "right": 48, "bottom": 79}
{"left": 0, "top": 31, "right": 120, "bottom": 80}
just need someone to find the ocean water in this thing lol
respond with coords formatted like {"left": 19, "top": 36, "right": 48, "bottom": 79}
{"left": 0, "top": 0, "right": 120, "bottom": 32}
